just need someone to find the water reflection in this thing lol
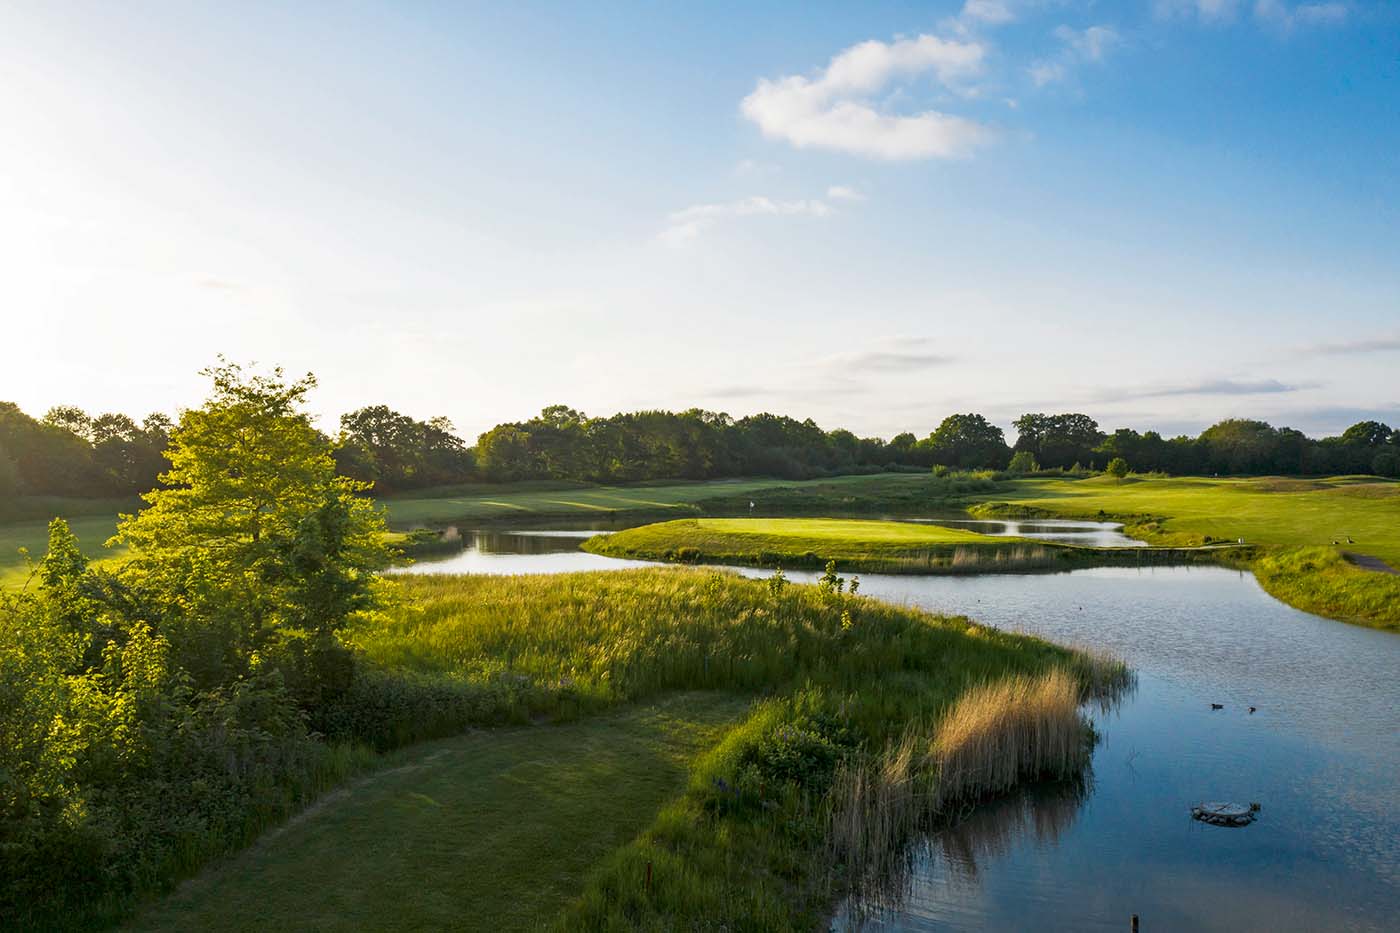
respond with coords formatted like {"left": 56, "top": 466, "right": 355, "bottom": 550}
{"left": 837, "top": 778, "right": 1092, "bottom": 930}
{"left": 902, "top": 518, "right": 1145, "bottom": 548}
{"left": 389, "top": 526, "right": 658, "bottom": 575}
{"left": 401, "top": 534, "right": 1400, "bottom": 930}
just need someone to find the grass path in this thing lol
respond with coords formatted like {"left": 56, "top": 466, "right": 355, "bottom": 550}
{"left": 126, "top": 692, "right": 749, "bottom": 932}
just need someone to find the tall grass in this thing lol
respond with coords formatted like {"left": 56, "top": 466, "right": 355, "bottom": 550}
{"left": 827, "top": 668, "right": 1099, "bottom": 909}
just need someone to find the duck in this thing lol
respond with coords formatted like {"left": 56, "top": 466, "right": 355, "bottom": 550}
{"left": 1248, "top": 706, "right": 1257, "bottom": 714}
{"left": 1210, "top": 703, "right": 1224, "bottom": 710}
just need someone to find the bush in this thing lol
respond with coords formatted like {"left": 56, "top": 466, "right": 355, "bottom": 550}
{"left": 1106, "top": 457, "right": 1130, "bottom": 478}
{"left": 1007, "top": 450, "right": 1039, "bottom": 474}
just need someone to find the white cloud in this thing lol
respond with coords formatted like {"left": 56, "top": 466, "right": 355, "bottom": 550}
{"left": 961, "top": 1, "right": 1017, "bottom": 26}
{"left": 826, "top": 184, "right": 866, "bottom": 202}
{"left": 659, "top": 196, "right": 832, "bottom": 245}
{"left": 1030, "top": 25, "right": 1120, "bottom": 87}
{"left": 1029, "top": 61, "right": 1068, "bottom": 87}
{"left": 741, "top": 35, "right": 994, "bottom": 161}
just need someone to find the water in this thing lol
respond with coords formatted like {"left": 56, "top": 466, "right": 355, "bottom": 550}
{"left": 405, "top": 532, "right": 1400, "bottom": 931}
{"left": 389, "top": 526, "right": 660, "bottom": 575}
{"left": 901, "top": 517, "right": 1145, "bottom": 548}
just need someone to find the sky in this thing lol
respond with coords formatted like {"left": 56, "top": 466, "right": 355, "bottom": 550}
{"left": 2, "top": 0, "right": 1398, "bottom": 444}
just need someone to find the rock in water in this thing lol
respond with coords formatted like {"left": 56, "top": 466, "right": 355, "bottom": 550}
{"left": 1191, "top": 802, "right": 1259, "bottom": 827}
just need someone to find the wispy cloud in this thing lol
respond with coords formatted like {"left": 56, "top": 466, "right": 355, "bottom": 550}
{"left": 1254, "top": 0, "right": 1348, "bottom": 29}
{"left": 947, "top": 0, "right": 1019, "bottom": 31}
{"left": 1093, "top": 378, "right": 1308, "bottom": 401}
{"left": 1156, "top": 0, "right": 1347, "bottom": 27}
{"left": 826, "top": 184, "right": 866, "bottom": 202}
{"left": 1030, "top": 25, "right": 1120, "bottom": 87}
{"left": 659, "top": 195, "right": 832, "bottom": 245}
{"left": 1295, "top": 334, "right": 1400, "bottom": 356}
{"left": 741, "top": 35, "right": 993, "bottom": 161}
{"left": 819, "top": 349, "right": 953, "bottom": 372}
{"left": 1155, "top": 0, "right": 1243, "bottom": 22}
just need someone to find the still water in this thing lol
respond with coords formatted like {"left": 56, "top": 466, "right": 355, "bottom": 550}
{"left": 903, "top": 517, "right": 1146, "bottom": 548}
{"left": 405, "top": 529, "right": 1400, "bottom": 931}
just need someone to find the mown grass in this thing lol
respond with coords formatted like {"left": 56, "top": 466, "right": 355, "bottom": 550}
{"left": 973, "top": 474, "right": 1400, "bottom": 630}
{"left": 583, "top": 517, "right": 1229, "bottom": 576}
{"left": 379, "top": 476, "right": 897, "bottom": 526}
{"left": 135, "top": 569, "right": 1121, "bottom": 930}
{"left": 978, "top": 474, "right": 1400, "bottom": 565}
{"left": 126, "top": 693, "right": 749, "bottom": 933}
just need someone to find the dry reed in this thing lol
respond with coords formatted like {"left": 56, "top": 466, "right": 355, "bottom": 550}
{"left": 828, "top": 668, "right": 1094, "bottom": 909}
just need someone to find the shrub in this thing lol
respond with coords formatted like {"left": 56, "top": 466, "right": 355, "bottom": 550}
{"left": 1106, "top": 457, "right": 1130, "bottom": 478}
{"left": 1007, "top": 450, "right": 1039, "bottom": 474}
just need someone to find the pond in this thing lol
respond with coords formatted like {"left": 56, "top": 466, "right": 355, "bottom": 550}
{"left": 899, "top": 517, "right": 1145, "bottom": 548}
{"left": 403, "top": 528, "right": 1400, "bottom": 931}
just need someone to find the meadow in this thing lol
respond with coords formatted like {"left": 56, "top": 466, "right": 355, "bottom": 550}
{"left": 122, "top": 568, "right": 1123, "bottom": 931}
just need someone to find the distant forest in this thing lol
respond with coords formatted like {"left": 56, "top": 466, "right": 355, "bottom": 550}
{"left": 2, "top": 399, "right": 1397, "bottom": 501}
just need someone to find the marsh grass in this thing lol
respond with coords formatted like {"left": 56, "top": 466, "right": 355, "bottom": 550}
{"left": 826, "top": 668, "right": 1109, "bottom": 910}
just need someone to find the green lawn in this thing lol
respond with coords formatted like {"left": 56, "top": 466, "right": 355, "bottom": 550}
{"left": 378, "top": 474, "right": 916, "bottom": 527}
{"left": 126, "top": 692, "right": 750, "bottom": 933}
{"left": 0, "top": 513, "right": 127, "bottom": 587}
{"left": 584, "top": 516, "right": 1223, "bottom": 576}
{"left": 981, "top": 474, "right": 1400, "bottom": 565}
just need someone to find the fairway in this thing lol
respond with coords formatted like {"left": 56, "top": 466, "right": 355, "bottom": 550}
{"left": 985, "top": 475, "right": 1400, "bottom": 566}
{"left": 0, "top": 513, "right": 126, "bottom": 587}
{"left": 581, "top": 516, "right": 1117, "bottom": 575}
{"left": 126, "top": 692, "right": 749, "bottom": 933}
{"left": 696, "top": 517, "right": 990, "bottom": 543}
{"left": 378, "top": 474, "right": 931, "bottom": 526}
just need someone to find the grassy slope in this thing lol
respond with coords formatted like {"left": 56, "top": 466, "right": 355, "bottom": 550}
{"left": 126, "top": 693, "right": 748, "bottom": 933}
{"left": 131, "top": 569, "right": 1110, "bottom": 930}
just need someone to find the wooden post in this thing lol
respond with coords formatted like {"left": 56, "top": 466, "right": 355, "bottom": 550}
{"left": 1131, "top": 915, "right": 1139, "bottom": 932}
{"left": 645, "top": 860, "right": 652, "bottom": 892}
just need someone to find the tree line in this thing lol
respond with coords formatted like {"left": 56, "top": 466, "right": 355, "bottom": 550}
{"left": 3, "top": 397, "right": 1398, "bottom": 503}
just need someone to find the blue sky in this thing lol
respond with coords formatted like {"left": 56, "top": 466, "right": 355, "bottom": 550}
{"left": 2, "top": 1, "right": 1397, "bottom": 442}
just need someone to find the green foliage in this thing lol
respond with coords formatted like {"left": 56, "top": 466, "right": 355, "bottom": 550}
{"left": 1106, "top": 456, "right": 1130, "bottom": 478}
{"left": 335, "top": 405, "right": 475, "bottom": 492}
{"left": 114, "top": 360, "right": 391, "bottom": 687}
{"left": 923, "top": 412, "right": 1011, "bottom": 470}
{"left": 1008, "top": 450, "right": 1039, "bottom": 474}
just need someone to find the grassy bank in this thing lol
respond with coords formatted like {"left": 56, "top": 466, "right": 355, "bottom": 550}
{"left": 132, "top": 569, "right": 1122, "bottom": 930}
{"left": 584, "top": 517, "right": 1237, "bottom": 575}
{"left": 970, "top": 474, "right": 1400, "bottom": 631}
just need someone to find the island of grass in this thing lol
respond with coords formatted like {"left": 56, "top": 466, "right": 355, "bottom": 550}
{"left": 583, "top": 516, "right": 1236, "bottom": 575}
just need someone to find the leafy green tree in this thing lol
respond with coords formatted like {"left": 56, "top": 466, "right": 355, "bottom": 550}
{"left": 115, "top": 361, "right": 390, "bottom": 689}
{"left": 925, "top": 413, "right": 1010, "bottom": 469}
{"left": 1007, "top": 450, "right": 1039, "bottom": 474}
{"left": 1013, "top": 413, "right": 1103, "bottom": 469}
{"left": 1105, "top": 457, "right": 1130, "bottom": 478}
{"left": 1342, "top": 420, "right": 1392, "bottom": 448}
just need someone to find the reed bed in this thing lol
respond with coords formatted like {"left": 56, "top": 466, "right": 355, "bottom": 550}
{"left": 827, "top": 668, "right": 1110, "bottom": 913}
